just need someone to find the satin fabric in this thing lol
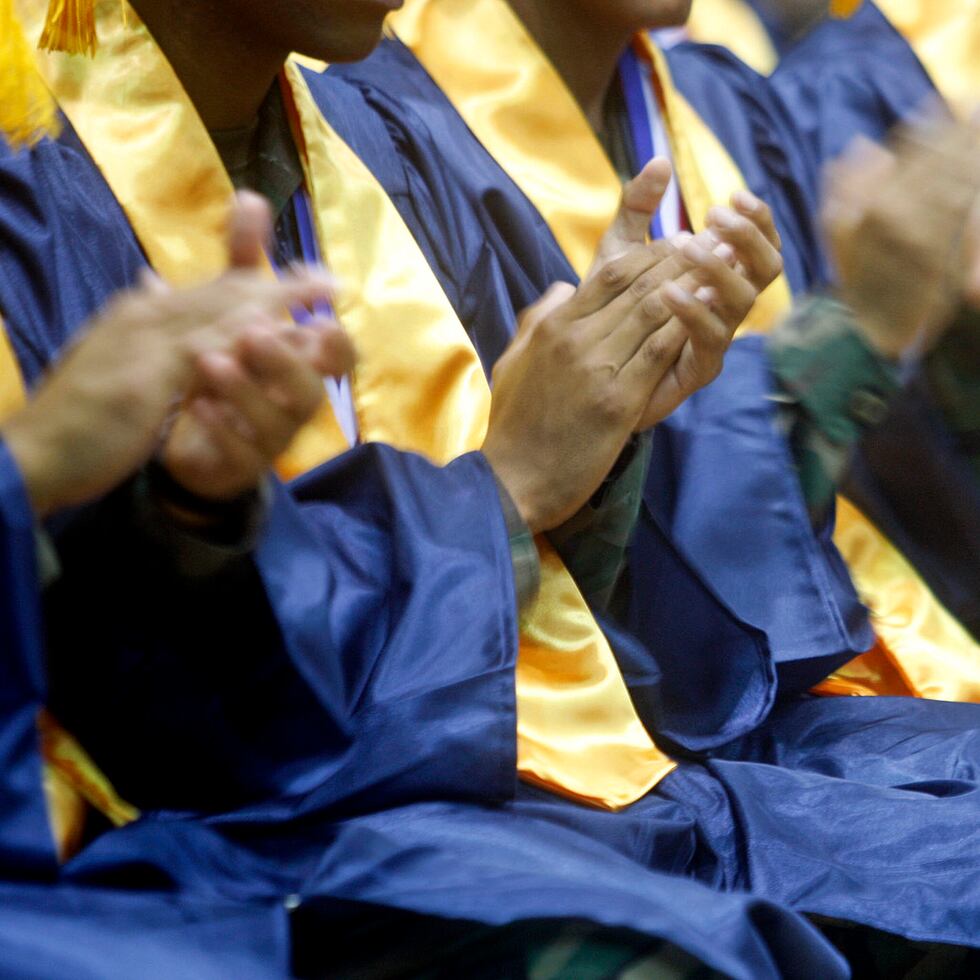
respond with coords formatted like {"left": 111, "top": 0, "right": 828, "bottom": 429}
{"left": 0, "top": 443, "right": 55, "bottom": 878}
{"left": 0, "top": 445, "right": 295, "bottom": 977}
{"left": 18, "top": 0, "right": 676, "bottom": 813}
{"left": 684, "top": 0, "right": 778, "bottom": 74}
{"left": 715, "top": 0, "right": 980, "bottom": 109}
{"left": 0, "top": 434, "right": 851, "bottom": 977}
{"left": 875, "top": 0, "right": 980, "bottom": 109}
{"left": 344, "top": 3, "right": 979, "bottom": 702}
{"left": 3, "top": 25, "right": 980, "bottom": 959}
{"left": 0, "top": 884, "right": 292, "bottom": 980}
{"left": 388, "top": 0, "right": 792, "bottom": 335}
{"left": 0, "top": 316, "right": 125, "bottom": 850}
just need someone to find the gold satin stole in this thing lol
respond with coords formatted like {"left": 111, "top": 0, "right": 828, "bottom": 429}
{"left": 20, "top": 0, "right": 676, "bottom": 811}
{"left": 389, "top": 0, "right": 980, "bottom": 702}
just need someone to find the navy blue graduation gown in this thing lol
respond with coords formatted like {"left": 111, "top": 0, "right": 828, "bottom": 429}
{"left": 0, "top": 443, "right": 296, "bottom": 976}
{"left": 0, "top": 441, "right": 57, "bottom": 879}
{"left": 2, "top": 69, "right": 980, "bottom": 956}
{"left": 330, "top": 25, "right": 972, "bottom": 695}
{"left": 0, "top": 118, "right": 856, "bottom": 976}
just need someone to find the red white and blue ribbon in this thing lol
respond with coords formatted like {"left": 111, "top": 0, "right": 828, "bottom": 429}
{"left": 274, "top": 189, "right": 359, "bottom": 448}
{"left": 618, "top": 47, "right": 685, "bottom": 241}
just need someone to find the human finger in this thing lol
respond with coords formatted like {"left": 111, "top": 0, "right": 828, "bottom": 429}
{"left": 731, "top": 191, "right": 781, "bottom": 251}
{"left": 157, "top": 269, "right": 338, "bottom": 354}
{"left": 228, "top": 190, "right": 273, "bottom": 270}
{"left": 193, "top": 346, "right": 306, "bottom": 459}
{"left": 706, "top": 206, "right": 784, "bottom": 291}
{"left": 676, "top": 238, "right": 757, "bottom": 327}
{"left": 235, "top": 328, "right": 325, "bottom": 423}
{"left": 575, "top": 240, "right": 677, "bottom": 318}
{"left": 180, "top": 395, "right": 266, "bottom": 500}
{"left": 592, "top": 157, "right": 673, "bottom": 266}
{"left": 591, "top": 230, "right": 720, "bottom": 362}
{"left": 281, "top": 320, "right": 356, "bottom": 379}
{"left": 629, "top": 285, "right": 731, "bottom": 430}
{"left": 589, "top": 229, "right": 718, "bottom": 334}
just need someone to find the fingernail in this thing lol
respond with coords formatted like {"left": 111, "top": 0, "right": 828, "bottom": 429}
{"left": 710, "top": 208, "right": 738, "bottom": 229}
{"left": 682, "top": 240, "right": 711, "bottom": 263}
{"left": 714, "top": 242, "right": 736, "bottom": 264}
{"left": 664, "top": 282, "right": 693, "bottom": 306}
{"left": 733, "top": 190, "right": 759, "bottom": 212}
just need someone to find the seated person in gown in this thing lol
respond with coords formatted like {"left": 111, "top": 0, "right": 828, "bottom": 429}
{"left": 3, "top": 0, "right": 980, "bottom": 971}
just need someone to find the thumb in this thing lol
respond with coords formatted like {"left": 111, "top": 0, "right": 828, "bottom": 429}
{"left": 593, "top": 157, "right": 672, "bottom": 267}
{"left": 228, "top": 190, "right": 274, "bottom": 270}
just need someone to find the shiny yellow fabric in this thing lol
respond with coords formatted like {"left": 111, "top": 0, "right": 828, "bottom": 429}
{"left": 637, "top": 36, "right": 792, "bottom": 336}
{"left": 390, "top": 0, "right": 791, "bottom": 335}
{"left": 23, "top": 0, "right": 675, "bottom": 809}
{"left": 824, "top": 499, "right": 980, "bottom": 702}
{"left": 391, "top": 0, "right": 980, "bottom": 703}
{"left": 37, "top": 711, "right": 139, "bottom": 827}
{"left": 812, "top": 638, "right": 916, "bottom": 698}
{"left": 0, "top": 0, "right": 58, "bottom": 146}
{"left": 876, "top": 0, "right": 980, "bottom": 110}
{"left": 0, "top": 316, "right": 132, "bottom": 856}
{"left": 683, "top": 0, "right": 778, "bottom": 75}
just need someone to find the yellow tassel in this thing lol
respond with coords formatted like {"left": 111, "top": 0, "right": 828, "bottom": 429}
{"left": 0, "top": 0, "right": 59, "bottom": 146}
{"left": 38, "top": 0, "right": 98, "bottom": 56}
{"left": 830, "top": 0, "right": 863, "bottom": 18}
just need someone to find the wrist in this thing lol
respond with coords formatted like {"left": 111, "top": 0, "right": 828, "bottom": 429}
{"left": 849, "top": 310, "right": 909, "bottom": 361}
{"left": 0, "top": 416, "right": 63, "bottom": 519}
{"left": 144, "top": 458, "right": 260, "bottom": 532}
{"left": 835, "top": 289, "right": 916, "bottom": 361}
{"left": 481, "top": 449, "right": 546, "bottom": 535}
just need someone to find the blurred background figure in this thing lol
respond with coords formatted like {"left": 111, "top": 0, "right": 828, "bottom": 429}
{"left": 685, "top": 0, "right": 979, "bottom": 109}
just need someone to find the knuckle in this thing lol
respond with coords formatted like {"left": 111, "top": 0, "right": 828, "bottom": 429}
{"left": 593, "top": 387, "right": 627, "bottom": 424}
{"left": 599, "top": 260, "right": 629, "bottom": 290}
{"left": 547, "top": 326, "right": 578, "bottom": 361}
{"left": 641, "top": 336, "right": 671, "bottom": 370}
{"left": 629, "top": 269, "right": 657, "bottom": 300}
{"left": 648, "top": 240, "right": 677, "bottom": 263}
{"left": 640, "top": 290, "right": 666, "bottom": 321}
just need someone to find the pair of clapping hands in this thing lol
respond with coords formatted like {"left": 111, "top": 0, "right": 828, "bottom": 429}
{"left": 7, "top": 113, "right": 972, "bottom": 534}
{"left": 2, "top": 193, "right": 352, "bottom": 522}
{"left": 486, "top": 113, "right": 980, "bottom": 536}
{"left": 0, "top": 165, "right": 781, "bottom": 533}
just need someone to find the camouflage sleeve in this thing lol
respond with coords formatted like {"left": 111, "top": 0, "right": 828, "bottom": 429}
{"left": 492, "top": 472, "right": 541, "bottom": 613}
{"left": 768, "top": 295, "right": 902, "bottom": 524}
{"left": 490, "top": 435, "right": 653, "bottom": 617}
{"left": 924, "top": 305, "right": 980, "bottom": 484}
{"left": 548, "top": 433, "right": 652, "bottom": 612}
